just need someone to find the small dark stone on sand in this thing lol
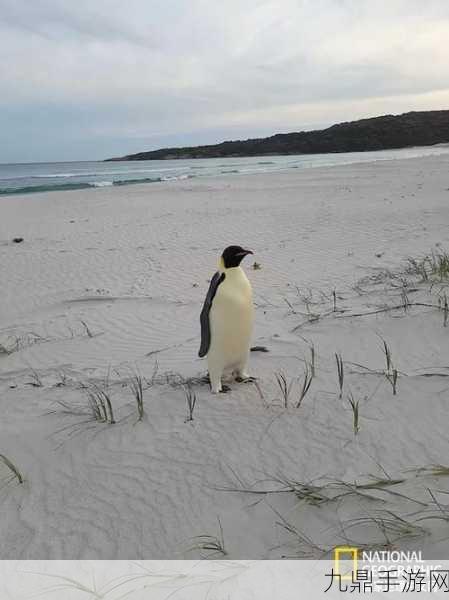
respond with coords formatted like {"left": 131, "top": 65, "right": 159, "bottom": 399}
{"left": 13, "top": 237, "right": 24, "bottom": 243}
{"left": 251, "top": 345, "right": 269, "bottom": 352}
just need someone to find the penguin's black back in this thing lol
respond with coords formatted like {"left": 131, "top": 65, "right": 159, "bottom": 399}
{"left": 198, "top": 271, "right": 225, "bottom": 357}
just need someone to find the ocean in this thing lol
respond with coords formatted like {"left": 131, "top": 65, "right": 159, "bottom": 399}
{"left": 1, "top": 144, "right": 449, "bottom": 196}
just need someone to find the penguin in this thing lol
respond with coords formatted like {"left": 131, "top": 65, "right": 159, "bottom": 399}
{"left": 199, "top": 245, "right": 254, "bottom": 393}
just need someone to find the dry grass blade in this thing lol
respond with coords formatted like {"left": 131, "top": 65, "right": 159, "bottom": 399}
{"left": 414, "top": 489, "right": 449, "bottom": 524}
{"left": 270, "top": 504, "right": 326, "bottom": 558}
{"left": 309, "top": 343, "right": 315, "bottom": 377}
{"left": 411, "top": 464, "right": 449, "bottom": 477}
{"left": 387, "top": 368, "right": 398, "bottom": 395}
{"left": 335, "top": 352, "right": 344, "bottom": 398}
{"left": 214, "top": 474, "right": 330, "bottom": 505}
{"left": 340, "top": 510, "right": 426, "bottom": 547}
{"left": 265, "top": 475, "right": 330, "bottom": 505}
{"left": 328, "top": 478, "right": 427, "bottom": 506}
{"left": 382, "top": 338, "right": 392, "bottom": 374}
{"left": 347, "top": 392, "right": 360, "bottom": 435}
{"left": 80, "top": 319, "right": 94, "bottom": 338}
{"left": 400, "top": 287, "right": 410, "bottom": 312}
{"left": 444, "top": 294, "right": 448, "bottom": 328}
{"left": 144, "top": 359, "right": 159, "bottom": 388}
{"left": 381, "top": 338, "right": 398, "bottom": 395}
{"left": 355, "top": 477, "right": 405, "bottom": 490}
{"left": 182, "top": 381, "right": 197, "bottom": 422}
{"left": 0, "top": 453, "right": 24, "bottom": 484}
{"left": 283, "top": 297, "right": 297, "bottom": 314}
{"left": 275, "top": 371, "right": 294, "bottom": 408}
{"left": 438, "top": 292, "right": 449, "bottom": 327}
{"left": 295, "top": 364, "right": 313, "bottom": 408}
{"left": 217, "top": 471, "right": 427, "bottom": 507}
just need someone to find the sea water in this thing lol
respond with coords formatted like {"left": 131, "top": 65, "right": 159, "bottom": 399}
{"left": 1, "top": 144, "right": 449, "bottom": 196}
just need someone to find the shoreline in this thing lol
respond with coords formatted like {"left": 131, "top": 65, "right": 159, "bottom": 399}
{"left": 2, "top": 144, "right": 449, "bottom": 198}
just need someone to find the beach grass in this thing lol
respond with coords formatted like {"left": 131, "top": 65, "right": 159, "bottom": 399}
{"left": 0, "top": 453, "right": 24, "bottom": 484}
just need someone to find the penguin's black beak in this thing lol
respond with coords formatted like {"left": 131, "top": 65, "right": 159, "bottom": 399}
{"left": 237, "top": 249, "right": 253, "bottom": 257}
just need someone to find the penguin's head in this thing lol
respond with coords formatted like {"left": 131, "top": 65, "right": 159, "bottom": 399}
{"left": 221, "top": 245, "right": 253, "bottom": 269}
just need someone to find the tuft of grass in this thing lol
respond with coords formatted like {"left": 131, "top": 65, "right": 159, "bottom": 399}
{"left": 406, "top": 257, "right": 429, "bottom": 282}
{"left": 414, "top": 489, "right": 449, "bottom": 524}
{"left": 412, "top": 464, "right": 449, "bottom": 477}
{"left": 335, "top": 353, "right": 344, "bottom": 399}
{"left": 275, "top": 371, "right": 294, "bottom": 409}
{"left": 55, "top": 371, "right": 69, "bottom": 388}
{"left": 129, "top": 370, "right": 145, "bottom": 421}
{"left": 83, "top": 378, "right": 115, "bottom": 424}
{"left": 347, "top": 392, "right": 360, "bottom": 435}
{"left": 218, "top": 472, "right": 426, "bottom": 507}
{"left": 189, "top": 517, "right": 227, "bottom": 558}
{"left": 0, "top": 453, "right": 24, "bottom": 484}
{"left": 328, "top": 478, "right": 427, "bottom": 506}
{"left": 406, "top": 249, "right": 449, "bottom": 282}
{"left": 431, "top": 250, "right": 449, "bottom": 281}
{"left": 0, "top": 332, "right": 46, "bottom": 355}
{"left": 381, "top": 338, "right": 398, "bottom": 395}
{"left": 295, "top": 364, "right": 313, "bottom": 409}
{"left": 271, "top": 476, "right": 330, "bottom": 505}
{"left": 340, "top": 510, "right": 426, "bottom": 547}
{"left": 27, "top": 368, "right": 43, "bottom": 388}
{"left": 182, "top": 381, "right": 197, "bottom": 422}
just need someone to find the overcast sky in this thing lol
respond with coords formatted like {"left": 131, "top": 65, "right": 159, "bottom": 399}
{"left": 1, "top": 0, "right": 449, "bottom": 163}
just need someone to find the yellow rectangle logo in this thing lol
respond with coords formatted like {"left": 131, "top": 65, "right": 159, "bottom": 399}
{"left": 334, "top": 547, "right": 358, "bottom": 581}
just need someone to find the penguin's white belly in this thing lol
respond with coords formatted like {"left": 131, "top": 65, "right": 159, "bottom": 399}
{"left": 209, "top": 282, "right": 253, "bottom": 368}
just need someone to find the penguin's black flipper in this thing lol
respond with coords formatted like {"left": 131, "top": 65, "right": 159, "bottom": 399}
{"left": 198, "top": 271, "right": 225, "bottom": 357}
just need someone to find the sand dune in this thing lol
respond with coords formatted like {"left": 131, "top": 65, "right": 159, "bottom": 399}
{"left": 1, "top": 155, "right": 449, "bottom": 559}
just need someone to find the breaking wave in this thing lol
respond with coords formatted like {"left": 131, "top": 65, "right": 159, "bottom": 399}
{"left": 0, "top": 175, "right": 191, "bottom": 195}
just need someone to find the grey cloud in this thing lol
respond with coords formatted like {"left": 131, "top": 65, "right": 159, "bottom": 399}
{"left": 0, "top": 0, "right": 449, "bottom": 162}
{"left": 0, "top": 0, "right": 159, "bottom": 46}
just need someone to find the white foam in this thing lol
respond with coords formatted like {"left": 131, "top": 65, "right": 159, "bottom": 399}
{"left": 92, "top": 180, "right": 113, "bottom": 187}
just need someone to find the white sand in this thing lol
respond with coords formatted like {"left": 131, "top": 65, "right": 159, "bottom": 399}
{"left": 1, "top": 154, "right": 449, "bottom": 559}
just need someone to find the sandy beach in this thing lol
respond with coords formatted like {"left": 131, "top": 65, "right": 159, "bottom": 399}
{"left": 1, "top": 153, "right": 449, "bottom": 559}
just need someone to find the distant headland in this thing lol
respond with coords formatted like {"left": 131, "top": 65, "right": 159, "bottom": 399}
{"left": 105, "top": 110, "right": 449, "bottom": 162}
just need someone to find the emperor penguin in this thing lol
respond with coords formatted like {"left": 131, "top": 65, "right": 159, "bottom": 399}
{"left": 199, "top": 245, "right": 254, "bottom": 393}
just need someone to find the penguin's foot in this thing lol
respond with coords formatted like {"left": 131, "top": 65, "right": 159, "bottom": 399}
{"left": 235, "top": 376, "right": 257, "bottom": 383}
{"left": 220, "top": 384, "right": 231, "bottom": 393}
